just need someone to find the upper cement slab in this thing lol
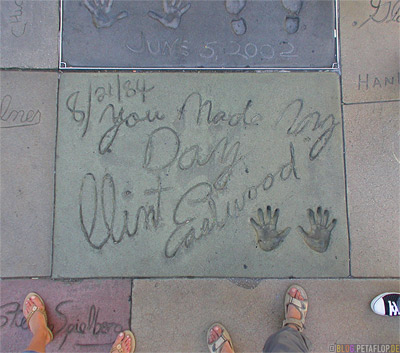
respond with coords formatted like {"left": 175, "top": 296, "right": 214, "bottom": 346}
{"left": 0, "top": 0, "right": 59, "bottom": 68}
{"left": 0, "top": 71, "right": 57, "bottom": 277}
{"left": 53, "top": 72, "right": 348, "bottom": 278}
{"left": 61, "top": 0, "right": 336, "bottom": 68}
{"left": 340, "top": 0, "right": 400, "bottom": 103}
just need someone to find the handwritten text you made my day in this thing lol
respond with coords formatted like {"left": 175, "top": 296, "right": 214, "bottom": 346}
{"left": 65, "top": 77, "right": 338, "bottom": 258}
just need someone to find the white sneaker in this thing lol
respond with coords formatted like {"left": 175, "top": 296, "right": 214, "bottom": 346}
{"left": 370, "top": 293, "right": 400, "bottom": 316}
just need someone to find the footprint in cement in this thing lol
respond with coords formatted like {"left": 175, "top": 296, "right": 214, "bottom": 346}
{"left": 225, "top": 0, "right": 247, "bottom": 35}
{"left": 231, "top": 18, "right": 247, "bottom": 35}
{"left": 226, "top": 0, "right": 246, "bottom": 15}
{"left": 297, "top": 207, "right": 337, "bottom": 253}
{"left": 250, "top": 206, "right": 291, "bottom": 252}
{"left": 281, "top": 0, "right": 303, "bottom": 34}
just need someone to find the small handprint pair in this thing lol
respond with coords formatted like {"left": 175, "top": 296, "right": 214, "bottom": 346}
{"left": 84, "top": 0, "right": 190, "bottom": 29}
{"left": 250, "top": 206, "right": 337, "bottom": 253}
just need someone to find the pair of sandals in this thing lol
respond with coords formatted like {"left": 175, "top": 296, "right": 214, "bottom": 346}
{"left": 207, "top": 285, "right": 308, "bottom": 353}
{"left": 22, "top": 292, "right": 136, "bottom": 353}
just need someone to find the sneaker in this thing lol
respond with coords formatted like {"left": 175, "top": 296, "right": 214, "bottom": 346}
{"left": 370, "top": 293, "right": 400, "bottom": 316}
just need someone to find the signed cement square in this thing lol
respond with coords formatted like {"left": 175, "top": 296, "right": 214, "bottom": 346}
{"left": 61, "top": 0, "right": 336, "bottom": 68}
{"left": 0, "top": 71, "right": 57, "bottom": 277}
{"left": 0, "top": 0, "right": 59, "bottom": 68}
{"left": 340, "top": 0, "right": 400, "bottom": 103}
{"left": 0, "top": 279, "right": 131, "bottom": 352}
{"left": 53, "top": 72, "right": 348, "bottom": 278}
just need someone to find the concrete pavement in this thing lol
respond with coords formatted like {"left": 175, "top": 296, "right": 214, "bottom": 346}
{"left": 1, "top": 0, "right": 399, "bottom": 352}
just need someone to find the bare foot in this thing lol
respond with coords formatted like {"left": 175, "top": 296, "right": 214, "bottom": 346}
{"left": 208, "top": 325, "right": 234, "bottom": 353}
{"left": 23, "top": 295, "right": 51, "bottom": 344}
{"left": 112, "top": 332, "right": 133, "bottom": 353}
{"left": 286, "top": 287, "right": 304, "bottom": 331}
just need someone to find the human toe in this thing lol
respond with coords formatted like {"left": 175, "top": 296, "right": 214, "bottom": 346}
{"left": 24, "top": 295, "right": 43, "bottom": 314}
{"left": 30, "top": 295, "right": 43, "bottom": 307}
{"left": 24, "top": 298, "right": 33, "bottom": 317}
{"left": 24, "top": 297, "right": 35, "bottom": 316}
{"left": 112, "top": 332, "right": 125, "bottom": 349}
{"left": 208, "top": 325, "right": 222, "bottom": 344}
{"left": 122, "top": 336, "right": 132, "bottom": 352}
{"left": 289, "top": 287, "right": 303, "bottom": 301}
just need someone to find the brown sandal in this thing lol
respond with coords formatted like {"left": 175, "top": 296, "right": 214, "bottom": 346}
{"left": 23, "top": 292, "right": 54, "bottom": 342}
{"left": 282, "top": 285, "right": 308, "bottom": 332}
{"left": 207, "top": 323, "right": 235, "bottom": 353}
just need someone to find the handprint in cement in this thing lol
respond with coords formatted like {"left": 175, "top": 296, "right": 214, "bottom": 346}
{"left": 297, "top": 207, "right": 337, "bottom": 253}
{"left": 148, "top": 0, "right": 191, "bottom": 29}
{"left": 250, "top": 206, "right": 291, "bottom": 251}
{"left": 83, "top": 0, "right": 128, "bottom": 28}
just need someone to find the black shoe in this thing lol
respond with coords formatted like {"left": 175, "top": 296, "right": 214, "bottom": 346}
{"left": 371, "top": 293, "right": 400, "bottom": 316}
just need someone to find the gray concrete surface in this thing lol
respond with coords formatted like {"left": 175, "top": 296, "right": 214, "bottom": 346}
{"left": 344, "top": 102, "right": 400, "bottom": 277}
{"left": 0, "top": 0, "right": 59, "bottom": 68}
{"left": 61, "top": 0, "right": 336, "bottom": 68}
{"left": 131, "top": 279, "right": 400, "bottom": 353}
{"left": 0, "top": 71, "right": 58, "bottom": 277}
{"left": 340, "top": 0, "right": 400, "bottom": 103}
{"left": 0, "top": 1, "right": 399, "bottom": 352}
{"left": 53, "top": 72, "right": 348, "bottom": 278}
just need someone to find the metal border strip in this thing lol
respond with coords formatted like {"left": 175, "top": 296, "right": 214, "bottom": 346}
{"left": 59, "top": 0, "right": 64, "bottom": 69}
{"left": 335, "top": 0, "right": 341, "bottom": 73}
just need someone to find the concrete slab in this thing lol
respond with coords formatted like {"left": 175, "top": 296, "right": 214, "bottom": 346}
{"left": 61, "top": 0, "right": 336, "bottom": 68}
{"left": 131, "top": 279, "right": 400, "bottom": 353}
{"left": 53, "top": 72, "right": 348, "bottom": 278}
{"left": 344, "top": 102, "right": 400, "bottom": 277}
{"left": 340, "top": 0, "right": 400, "bottom": 103}
{"left": 0, "top": 279, "right": 131, "bottom": 352}
{"left": 0, "top": 0, "right": 59, "bottom": 68}
{"left": 0, "top": 71, "right": 57, "bottom": 277}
